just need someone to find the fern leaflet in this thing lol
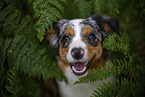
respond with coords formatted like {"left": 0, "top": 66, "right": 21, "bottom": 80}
{"left": 33, "top": 0, "right": 67, "bottom": 41}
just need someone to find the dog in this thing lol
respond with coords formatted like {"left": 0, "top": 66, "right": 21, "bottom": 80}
{"left": 47, "top": 14, "right": 119, "bottom": 97}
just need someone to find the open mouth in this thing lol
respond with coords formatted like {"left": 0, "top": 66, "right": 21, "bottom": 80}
{"left": 70, "top": 55, "right": 95, "bottom": 76}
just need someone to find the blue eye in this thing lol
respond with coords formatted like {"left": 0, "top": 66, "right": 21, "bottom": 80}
{"left": 86, "top": 33, "right": 98, "bottom": 46}
{"left": 61, "top": 35, "right": 70, "bottom": 48}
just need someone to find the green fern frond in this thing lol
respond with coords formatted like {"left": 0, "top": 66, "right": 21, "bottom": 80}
{"left": 91, "top": 76, "right": 140, "bottom": 97}
{"left": 0, "top": 4, "right": 15, "bottom": 23}
{"left": 0, "top": 2, "right": 65, "bottom": 81}
{"left": 91, "top": 78, "right": 131, "bottom": 97}
{"left": 94, "top": 0, "right": 119, "bottom": 16}
{"left": 74, "top": 61, "right": 114, "bottom": 85}
{"left": 102, "top": 33, "right": 129, "bottom": 56}
{"left": 74, "top": 57, "right": 135, "bottom": 96}
{"left": 73, "top": 0, "right": 92, "bottom": 18}
{"left": 0, "top": 5, "right": 20, "bottom": 37}
{"left": 4, "top": 34, "right": 64, "bottom": 81}
{"left": 33, "top": 0, "right": 66, "bottom": 41}
{"left": 0, "top": 38, "right": 13, "bottom": 65}
{"left": 74, "top": 57, "right": 131, "bottom": 85}
{"left": 6, "top": 66, "right": 41, "bottom": 97}
{"left": 47, "top": 0, "right": 64, "bottom": 12}
{"left": 61, "top": 0, "right": 67, "bottom": 4}
{"left": 90, "top": 33, "right": 143, "bottom": 97}
{"left": 14, "top": 15, "right": 31, "bottom": 35}
{"left": 6, "top": 67, "right": 22, "bottom": 95}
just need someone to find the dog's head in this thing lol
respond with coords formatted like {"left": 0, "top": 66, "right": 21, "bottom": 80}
{"left": 47, "top": 14, "right": 119, "bottom": 77}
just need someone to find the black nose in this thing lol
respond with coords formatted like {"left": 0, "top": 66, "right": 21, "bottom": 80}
{"left": 71, "top": 48, "right": 84, "bottom": 59}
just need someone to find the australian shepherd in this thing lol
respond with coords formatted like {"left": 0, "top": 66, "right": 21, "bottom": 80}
{"left": 46, "top": 14, "right": 119, "bottom": 97}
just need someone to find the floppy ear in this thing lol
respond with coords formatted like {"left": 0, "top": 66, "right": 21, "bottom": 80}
{"left": 46, "top": 19, "right": 68, "bottom": 48}
{"left": 89, "top": 14, "right": 119, "bottom": 40}
{"left": 101, "top": 15, "right": 119, "bottom": 37}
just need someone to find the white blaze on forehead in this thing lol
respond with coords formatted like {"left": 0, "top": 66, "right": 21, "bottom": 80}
{"left": 69, "top": 19, "right": 85, "bottom": 47}
{"left": 66, "top": 19, "right": 88, "bottom": 63}
{"left": 69, "top": 19, "right": 84, "bottom": 40}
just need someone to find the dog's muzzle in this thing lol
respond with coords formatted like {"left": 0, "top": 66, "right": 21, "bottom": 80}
{"left": 70, "top": 55, "right": 95, "bottom": 76}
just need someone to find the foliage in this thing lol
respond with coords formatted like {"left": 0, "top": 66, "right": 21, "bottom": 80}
{"left": 33, "top": 0, "right": 67, "bottom": 41}
{"left": 73, "top": 0, "right": 92, "bottom": 18}
{"left": 6, "top": 66, "right": 41, "bottom": 97}
{"left": 94, "top": 0, "right": 120, "bottom": 16}
{"left": 0, "top": 0, "right": 145, "bottom": 97}
{"left": 0, "top": 1, "right": 65, "bottom": 96}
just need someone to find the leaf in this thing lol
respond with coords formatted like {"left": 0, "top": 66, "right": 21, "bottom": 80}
{"left": 74, "top": 61, "right": 114, "bottom": 85}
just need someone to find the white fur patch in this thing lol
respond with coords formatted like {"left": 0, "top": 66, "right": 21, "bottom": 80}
{"left": 57, "top": 66, "right": 115, "bottom": 97}
{"left": 49, "top": 34, "right": 58, "bottom": 48}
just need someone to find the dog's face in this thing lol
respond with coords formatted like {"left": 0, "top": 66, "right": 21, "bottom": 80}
{"left": 48, "top": 15, "right": 119, "bottom": 77}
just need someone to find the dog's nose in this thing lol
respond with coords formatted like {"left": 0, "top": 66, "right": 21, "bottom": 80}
{"left": 71, "top": 48, "right": 84, "bottom": 59}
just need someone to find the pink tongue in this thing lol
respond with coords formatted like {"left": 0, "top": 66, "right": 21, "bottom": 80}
{"left": 74, "top": 63, "right": 85, "bottom": 71}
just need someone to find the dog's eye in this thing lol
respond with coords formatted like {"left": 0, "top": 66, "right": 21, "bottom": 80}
{"left": 61, "top": 35, "right": 70, "bottom": 48}
{"left": 86, "top": 33, "right": 97, "bottom": 46}
{"left": 88, "top": 34, "right": 96, "bottom": 41}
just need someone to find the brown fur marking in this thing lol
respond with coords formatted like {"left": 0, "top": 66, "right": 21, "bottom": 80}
{"left": 82, "top": 26, "right": 93, "bottom": 36}
{"left": 59, "top": 44, "right": 70, "bottom": 72}
{"left": 46, "top": 28, "right": 56, "bottom": 41}
{"left": 58, "top": 27, "right": 74, "bottom": 72}
{"left": 103, "top": 22, "right": 112, "bottom": 34}
{"left": 65, "top": 27, "right": 74, "bottom": 37}
{"left": 89, "top": 55, "right": 106, "bottom": 69}
{"left": 83, "top": 38, "right": 105, "bottom": 68}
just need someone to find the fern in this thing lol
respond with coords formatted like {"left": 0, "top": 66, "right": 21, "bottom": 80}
{"left": 33, "top": 0, "right": 67, "bottom": 41}
{"left": 102, "top": 34, "right": 129, "bottom": 56}
{"left": 73, "top": 0, "right": 93, "bottom": 18}
{"left": 0, "top": 3, "right": 65, "bottom": 96}
{"left": 74, "top": 61, "right": 114, "bottom": 85}
{"left": 92, "top": 34, "right": 144, "bottom": 96}
{"left": 0, "top": 4, "right": 15, "bottom": 24}
{"left": 1, "top": 4, "right": 64, "bottom": 79}
{"left": 6, "top": 67, "right": 22, "bottom": 96}
{"left": 74, "top": 58, "right": 132, "bottom": 85}
{"left": 91, "top": 81, "right": 116, "bottom": 97}
{"left": 6, "top": 66, "right": 41, "bottom": 97}
{"left": 94, "top": 0, "right": 120, "bottom": 16}
{"left": 91, "top": 78, "right": 134, "bottom": 97}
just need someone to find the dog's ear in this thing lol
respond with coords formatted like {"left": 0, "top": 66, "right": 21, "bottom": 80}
{"left": 46, "top": 19, "right": 68, "bottom": 48}
{"left": 89, "top": 14, "right": 119, "bottom": 40}
{"left": 102, "top": 15, "right": 119, "bottom": 36}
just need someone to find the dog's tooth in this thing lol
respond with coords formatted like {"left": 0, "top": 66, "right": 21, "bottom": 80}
{"left": 85, "top": 62, "right": 88, "bottom": 66}
{"left": 72, "top": 66, "right": 75, "bottom": 71}
{"left": 82, "top": 66, "right": 86, "bottom": 72}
